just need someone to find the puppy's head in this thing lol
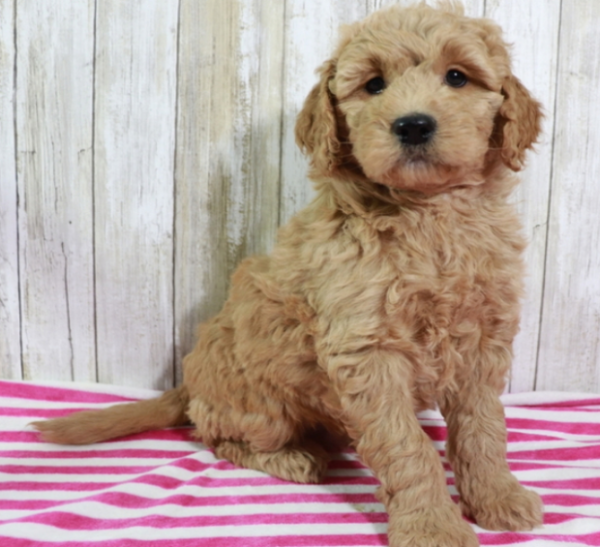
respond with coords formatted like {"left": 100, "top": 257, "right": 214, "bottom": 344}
{"left": 295, "top": 3, "right": 542, "bottom": 193}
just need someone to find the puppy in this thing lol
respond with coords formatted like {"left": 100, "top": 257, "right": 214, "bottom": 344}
{"left": 35, "top": 4, "right": 544, "bottom": 546}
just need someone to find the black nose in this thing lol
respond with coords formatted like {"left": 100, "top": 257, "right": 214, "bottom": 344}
{"left": 392, "top": 114, "right": 437, "bottom": 146}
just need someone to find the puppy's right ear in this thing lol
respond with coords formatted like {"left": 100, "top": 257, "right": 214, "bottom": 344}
{"left": 295, "top": 59, "right": 340, "bottom": 176}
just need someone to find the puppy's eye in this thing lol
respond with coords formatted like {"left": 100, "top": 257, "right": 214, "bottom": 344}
{"left": 445, "top": 69, "right": 468, "bottom": 88}
{"left": 365, "top": 77, "right": 386, "bottom": 94}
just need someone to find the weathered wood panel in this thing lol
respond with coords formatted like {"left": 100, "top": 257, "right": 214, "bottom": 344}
{"left": 15, "top": 1, "right": 96, "bottom": 382}
{"left": 0, "top": 0, "right": 21, "bottom": 380}
{"left": 279, "top": 0, "right": 371, "bottom": 226}
{"left": 174, "top": 0, "right": 284, "bottom": 383}
{"left": 94, "top": 0, "right": 179, "bottom": 389}
{"left": 536, "top": 1, "right": 600, "bottom": 391}
{"left": 485, "top": 0, "right": 561, "bottom": 392}
{"left": 0, "top": 0, "right": 599, "bottom": 393}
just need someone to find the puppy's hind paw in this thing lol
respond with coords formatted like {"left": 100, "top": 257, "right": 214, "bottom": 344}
{"left": 214, "top": 440, "right": 330, "bottom": 484}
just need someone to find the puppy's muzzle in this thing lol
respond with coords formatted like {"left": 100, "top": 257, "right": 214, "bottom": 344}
{"left": 392, "top": 114, "right": 437, "bottom": 146}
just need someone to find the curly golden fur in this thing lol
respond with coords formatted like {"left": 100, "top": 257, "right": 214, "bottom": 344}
{"left": 34, "top": 3, "right": 544, "bottom": 545}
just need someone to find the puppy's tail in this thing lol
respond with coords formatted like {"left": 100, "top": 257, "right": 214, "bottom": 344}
{"left": 32, "top": 386, "right": 190, "bottom": 445}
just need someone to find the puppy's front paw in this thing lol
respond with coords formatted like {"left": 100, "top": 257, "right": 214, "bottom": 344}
{"left": 388, "top": 503, "right": 479, "bottom": 547}
{"left": 462, "top": 479, "right": 543, "bottom": 531}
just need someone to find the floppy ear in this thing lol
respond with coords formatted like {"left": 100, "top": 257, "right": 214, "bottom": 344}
{"left": 495, "top": 75, "right": 543, "bottom": 171}
{"left": 295, "top": 59, "right": 341, "bottom": 176}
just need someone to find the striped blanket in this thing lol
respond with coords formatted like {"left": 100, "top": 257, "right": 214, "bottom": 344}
{"left": 1, "top": 380, "right": 600, "bottom": 546}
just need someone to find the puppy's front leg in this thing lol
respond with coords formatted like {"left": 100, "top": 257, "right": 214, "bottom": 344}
{"left": 326, "top": 348, "right": 478, "bottom": 547}
{"left": 441, "top": 383, "right": 543, "bottom": 531}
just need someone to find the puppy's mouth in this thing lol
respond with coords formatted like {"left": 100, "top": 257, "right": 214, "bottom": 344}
{"left": 378, "top": 148, "right": 469, "bottom": 194}
{"left": 402, "top": 149, "right": 432, "bottom": 166}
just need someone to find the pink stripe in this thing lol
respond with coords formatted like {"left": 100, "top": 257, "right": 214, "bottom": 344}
{"left": 0, "top": 458, "right": 233, "bottom": 476}
{"left": 506, "top": 416, "right": 600, "bottom": 435}
{"left": 0, "top": 492, "right": 379, "bottom": 510}
{"left": 478, "top": 532, "right": 538, "bottom": 545}
{"left": 514, "top": 398, "right": 600, "bottom": 409}
{"left": 507, "top": 444, "right": 600, "bottom": 460}
{"left": 1, "top": 510, "right": 388, "bottom": 530}
{"left": 0, "top": 407, "right": 97, "bottom": 417}
{"left": 523, "top": 476, "right": 600, "bottom": 490}
{"left": 0, "top": 473, "right": 380, "bottom": 492}
{"left": 1, "top": 457, "right": 367, "bottom": 476}
{"left": 478, "top": 530, "right": 600, "bottom": 546}
{"left": 0, "top": 381, "right": 137, "bottom": 404}
{"left": 542, "top": 493, "right": 600, "bottom": 506}
{"left": 508, "top": 458, "right": 599, "bottom": 476}
{"left": 3, "top": 509, "right": 586, "bottom": 532}
{"left": 0, "top": 449, "right": 196, "bottom": 459}
{"left": 0, "top": 536, "right": 388, "bottom": 547}
{"left": 0, "top": 428, "right": 194, "bottom": 443}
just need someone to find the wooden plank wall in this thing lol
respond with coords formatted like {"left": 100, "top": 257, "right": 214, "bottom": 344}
{"left": 1, "top": 0, "right": 598, "bottom": 393}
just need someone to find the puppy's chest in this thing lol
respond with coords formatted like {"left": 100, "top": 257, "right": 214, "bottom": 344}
{"left": 380, "top": 221, "right": 521, "bottom": 342}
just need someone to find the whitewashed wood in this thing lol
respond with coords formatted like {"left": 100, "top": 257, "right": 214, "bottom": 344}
{"left": 367, "top": 1, "right": 485, "bottom": 20}
{"left": 15, "top": 1, "right": 96, "bottom": 382}
{"left": 173, "top": 0, "right": 283, "bottom": 382}
{"left": 485, "top": 0, "right": 561, "bottom": 392}
{"left": 1, "top": 0, "right": 600, "bottom": 393}
{"left": 94, "top": 0, "right": 178, "bottom": 389}
{"left": 279, "top": 0, "right": 370, "bottom": 225}
{"left": 0, "top": 0, "right": 21, "bottom": 380}
{"left": 536, "top": 2, "right": 600, "bottom": 391}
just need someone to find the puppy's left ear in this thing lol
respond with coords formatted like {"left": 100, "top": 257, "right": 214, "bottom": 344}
{"left": 295, "top": 59, "right": 340, "bottom": 176}
{"left": 496, "top": 75, "right": 543, "bottom": 171}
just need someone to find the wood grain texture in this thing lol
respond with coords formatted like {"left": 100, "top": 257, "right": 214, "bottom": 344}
{"left": 94, "top": 0, "right": 178, "bottom": 389}
{"left": 536, "top": 1, "right": 600, "bottom": 391}
{"left": 368, "top": 1, "right": 484, "bottom": 19}
{"left": 0, "top": 0, "right": 21, "bottom": 380}
{"left": 485, "top": 0, "right": 561, "bottom": 392}
{"left": 1, "top": 0, "right": 599, "bottom": 393}
{"left": 174, "top": 0, "right": 283, "bottom": 383}
{"left": 279, "top": 0, "right": 369, "bottom": 226}
{"left": 15, "top": 1, "right": 96, "bottom": 382}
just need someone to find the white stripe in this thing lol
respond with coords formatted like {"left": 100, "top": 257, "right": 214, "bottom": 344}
{"left": 0, "top": 521, "right": 388, "bottom": 540}
{"left": 477, "top": 538, "right": 588, "bottom": 547}
{"left": 506, "top": 440, "right": 599, "bottom": 452}
{"left": 0, "top": 500, "right": 384, "bottom": 521}
{"left": 1, "top": 482, "right": 378, "bottom": 501}
{"left": 544, "top": 504, "right": 600, "bottom": 517}
{"left": 501, "top": 392, "right": 600, "bottom": 406}
{"left": 0, "top": 456, "right": 198, "bottom": 467}
{"left": 3, "top": 501, "right": 596, "bottom": 526}
{"left": 0, "top": 380, "right": 161, "bottom": 399}
{"left": 508, "top": 457, "right": 600, "bottom": 468}
{"left": 530, "top": 486, "right": 600, "bottom": 497}
{"left": 512, "top": 466, "right": 600, "bottom": 482}
{"left": 504, "top": 406, "right": 600, "bottom": 424}
{"left": 0, "top": 439, "right": 202, "bottom": 452}
{"left": 0, "top": 452, "right": 364, "bottom": 468}
{"left": 474, "top": 517, "right": 600, "bottom": 537}
{"left": 508, "top": 427, "right": 600, "bottom": 442}
{"left": 2, "top": 420, "right": 193, "bottom": 433}
{"left": 0, "top": 466, "right": 375, "bottom": 484}
{"left": 0, "top": 397, "right": 124, "bottom": 410}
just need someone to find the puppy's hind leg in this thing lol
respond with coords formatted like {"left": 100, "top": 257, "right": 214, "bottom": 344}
{"left": 214, "top": 439, "right": 330, "bottom": 484}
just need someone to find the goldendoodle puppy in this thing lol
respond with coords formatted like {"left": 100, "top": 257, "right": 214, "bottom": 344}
{"left": 35, "top": 3, "right": 544, "bottom": 546}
